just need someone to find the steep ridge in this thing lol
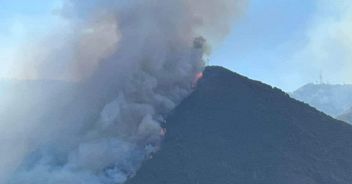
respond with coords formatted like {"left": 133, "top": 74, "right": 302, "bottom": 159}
{"left": 127, "top": 66, "right": 352, "bottom": 184}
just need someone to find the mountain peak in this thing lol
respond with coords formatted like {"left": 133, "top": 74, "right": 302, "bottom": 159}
{"left": 200, "top": 65, "right": 262, "bottom": 88}
{"left": 127, "top": 66, "right": 352, "bottom": 184}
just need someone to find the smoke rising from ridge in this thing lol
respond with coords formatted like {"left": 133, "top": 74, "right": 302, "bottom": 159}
{"left": 0, "top": 0, "right": 246, "bottom": 183}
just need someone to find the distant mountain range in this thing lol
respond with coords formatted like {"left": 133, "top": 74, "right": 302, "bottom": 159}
{"left": 290, "top": 83, "right": 352, "bottom": 119}
{"left": 338, "top": 109, "right": 352, "bottom": 124}
{"left": 127, "top": 66, "right": 352, "bottom": 184}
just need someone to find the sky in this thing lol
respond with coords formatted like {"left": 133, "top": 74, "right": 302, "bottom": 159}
{"left": 211, "top": 0, "right": 352, "bottom": 91}
{"left": 211, "top": 0, "right": 317, "bottom": 91}
{"left": 0, "top": 0, "right": 352, "bottom": 91}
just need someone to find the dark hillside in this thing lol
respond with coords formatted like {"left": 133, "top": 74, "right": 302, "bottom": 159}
{"left": 127, "top": 66, "right": 352, "bottom": 184}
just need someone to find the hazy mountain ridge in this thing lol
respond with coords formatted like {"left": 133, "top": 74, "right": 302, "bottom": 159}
{"left": 290, "top": 83, "right": 352, "bottom": 118}
{"left": 338, "top": 109, "right": 352, "bottom": 124}
{"left": 126, "top": 66, "right": 352, "bottom": 184}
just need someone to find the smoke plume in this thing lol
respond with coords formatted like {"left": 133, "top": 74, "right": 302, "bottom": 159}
{"left": 288, "top": 0, "right": 352, "bottom": 85}
{"left": 0, "top": 0, "right": 246, "bottom": 183}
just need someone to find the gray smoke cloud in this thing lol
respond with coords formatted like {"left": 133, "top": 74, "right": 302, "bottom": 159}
{"left": 0, "top": 0, "right": 246, "bottom": 183}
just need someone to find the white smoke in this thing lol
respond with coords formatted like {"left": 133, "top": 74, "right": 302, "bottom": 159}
{"left": 0, "top": 0, "right": 246, "bottom": 183}
{"left": 289, "top": 0, "right": 352, "bottom": 85}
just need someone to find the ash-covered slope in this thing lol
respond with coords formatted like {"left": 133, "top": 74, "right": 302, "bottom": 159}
{"left": 127, "top": 66, "right": 352, "bottom": 184}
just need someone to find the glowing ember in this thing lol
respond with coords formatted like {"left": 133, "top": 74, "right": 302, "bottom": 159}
{"left": 196, "top": 72, "right": 204, "bottom": 80}
{"left": 192, "top": 72, "right": 204, "bottom": 88}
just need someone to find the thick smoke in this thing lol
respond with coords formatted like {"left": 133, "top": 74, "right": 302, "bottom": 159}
{"left": 0, "top": 0, "right": 245, "bottom": 183}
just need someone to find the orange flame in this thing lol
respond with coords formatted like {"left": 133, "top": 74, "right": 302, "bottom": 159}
{"left": 192, "top": 72, "right": 203, "bottom": 88}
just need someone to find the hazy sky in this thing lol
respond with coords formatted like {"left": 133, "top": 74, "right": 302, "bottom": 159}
{"left": 211, "top": 0, "right": 316, "bottom": 91}
{"left": 1, "top": 0, "right": 352, "bottom": 91}
{"left": 212, "top": 0, "right": 352, "bottom": 91}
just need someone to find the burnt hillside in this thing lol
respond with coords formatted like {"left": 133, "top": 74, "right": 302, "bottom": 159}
{"left": 127, "top": 66, "right": 352, "bottom": 184}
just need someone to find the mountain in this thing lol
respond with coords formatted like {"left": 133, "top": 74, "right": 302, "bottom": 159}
{"left": 338, "top": 109, "right": 352, "bottom": 124}
{"left": 290, "top": 83, "right": 352, "bottom": 117}
{"left": 127, "top": 66, "right": 352, "bottom": 184}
